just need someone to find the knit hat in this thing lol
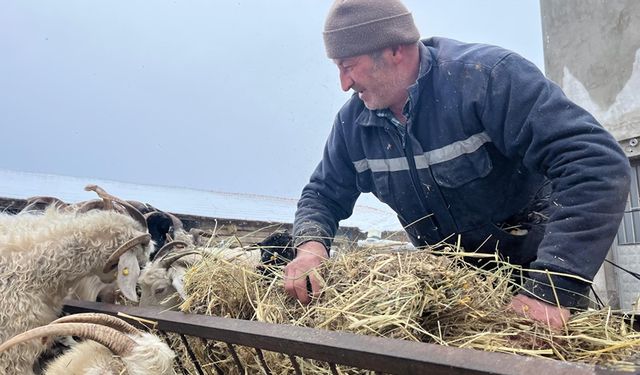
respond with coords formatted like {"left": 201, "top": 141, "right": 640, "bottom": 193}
{"left": 323, "top": 0, "right": 420, "bottom": 59}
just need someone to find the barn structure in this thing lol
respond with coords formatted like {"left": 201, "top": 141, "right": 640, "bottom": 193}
{"left": 541, "top": 0, "right": 640, "bottom": 310}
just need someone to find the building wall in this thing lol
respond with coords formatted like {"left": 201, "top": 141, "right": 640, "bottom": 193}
{"left": 540, "top": 0, "right": 640, "bottom": 310}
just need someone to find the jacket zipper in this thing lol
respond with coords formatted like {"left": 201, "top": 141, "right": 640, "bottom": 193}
{"left": 385, "top": 124, "right": 431, "bottom": 215}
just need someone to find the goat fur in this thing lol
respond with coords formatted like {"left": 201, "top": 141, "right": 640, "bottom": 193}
{"left": 0, "top": 209, "right": 152, "bottom": 375}
{"left": 43, "top": 332, "right": 175, "bottom": 375}
{"left": 138, "top": 246, "right": 259, "bottom": 309}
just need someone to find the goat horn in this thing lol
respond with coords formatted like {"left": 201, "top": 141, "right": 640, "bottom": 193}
{"left": 76, "top": 199, "right": 107, "bottom": 213}
{"left": 153, "top": 240, "right": 189, "bottom": 262}
{"left": 51, "top": 313, "right": 139, "bottom": 335}
{"left": 114, "top": 201, "right": 148, "bottom": 232}
{"left": 84, "top": 185, "right": 147, "bottom": 231}
{"left": 190, "top": 228, "right": 213, "bottom": 238}
{"left": 0, "top": 323, "right": 135, "bottom": 357}
{"left": 84, "top": 184, "right": 118, "bottom": 201}
{"left": 126, "top": 200, "right": 157, "bottom": 214}
{"left": 160, "top": 250, "right": 203, "bottom": 269}
{"left": 166, "top": 212, "right": 184, "bottom": 230}
{"left": 21, "top": 196, "right": 68, "bottom": 212}
{"left": 103, "top": 233, "right": 151, "bottom": 273}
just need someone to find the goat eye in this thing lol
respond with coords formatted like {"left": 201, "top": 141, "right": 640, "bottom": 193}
{"left": 154, "top": 287, "right": 166, "bottom": 295}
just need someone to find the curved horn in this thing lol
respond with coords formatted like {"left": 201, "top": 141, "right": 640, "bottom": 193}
{"left": 189, "top": 228, "right": 213, "bottom": 246}
{"left": 85, "top": 185, "right": 147, "bottom": 231}
{"left": 21, "top": 196, "right": 68, "bottom": 212}
{"left": 77, "top": 199, "right": 108, "bottom": 213}
{"left": 51, "top": 313, "right": 139, "bottom": 335}
{"left": 113, "top": 201, "right": 148, "bottom": 232}
{"left": 0, "top": 323, "right": 135, "bottom": 357}
{"left": 166, "top": 212, "right": 184, "bottom": 230}
{"left": 85, "top": 184, "right": 119, "bottom": 201}
{"left": 126, "top": 200, "right": 157, "bottom": 215}
{"left": 153, "top": 240, "right": 189, "bottom": 263}
{"left": 160, "top": 250, "right": 203, "bottom": 269}
{"left": 103, "top": 233, "right": 151, "bottom": 273}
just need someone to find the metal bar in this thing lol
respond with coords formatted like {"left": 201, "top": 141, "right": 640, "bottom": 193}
{"left": 254, "top": 347, "right": 272, "bottom": 375}
{"left": 289, "top": 354, "right": 303, "bottom": 375}
{"left": 159, "top": 331, "right": 190, "bottom": 375}
{"left": 63, "top": 300, "right": 628, "bottom": 375}
{"left": 226, "top": 342, "right": 244, "bottom": 374}
{"left": 328, "top": 362, "right": 339, "bottom": 375}
{"left": 199, "top": 337, "right": 225, "bottom": 375}
{"left": 179, "top": 334, "right": 205, "bottom": 375}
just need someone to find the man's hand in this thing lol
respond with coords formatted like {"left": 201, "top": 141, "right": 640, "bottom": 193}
{"left": 284, "top": 241, "right": 329, "bottom": 304}
{"left": 509, "top": 293, "right": 570, "bottom": 329}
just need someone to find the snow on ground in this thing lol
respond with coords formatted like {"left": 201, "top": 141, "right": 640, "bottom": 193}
{"left": 0, "top": 169, "right": 402, "bottom": 232}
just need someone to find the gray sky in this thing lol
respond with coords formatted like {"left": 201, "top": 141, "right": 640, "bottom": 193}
{"left": 0, "top": 0, "right": 543, "bottom": 209}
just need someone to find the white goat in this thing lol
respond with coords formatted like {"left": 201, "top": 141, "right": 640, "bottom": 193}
{"left": 0, "top": 313, "right": 176, "bottom": 375}
{"left": 138, "top": 241, "right": 260, "bottom": 309}
{"left": 0, "top": 209, "right": 152, "bottom": 375}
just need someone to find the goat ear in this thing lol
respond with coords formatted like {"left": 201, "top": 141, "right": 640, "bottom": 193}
{"left": 171, "top": 268, "right": 188, "bottom": 300}
{"left": 117, "top": 252, "right": 141, "bottom": 302}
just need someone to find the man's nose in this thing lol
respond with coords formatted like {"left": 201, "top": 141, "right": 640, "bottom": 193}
{"left": 339, "top": 71, "right": 353, "bottom": 92}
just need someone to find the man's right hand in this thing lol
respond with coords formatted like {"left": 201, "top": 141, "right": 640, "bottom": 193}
{"left": 284, "top": 241, "right": 329, "bottom": 304}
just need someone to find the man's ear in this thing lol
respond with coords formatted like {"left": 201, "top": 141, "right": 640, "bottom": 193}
{"left": 390, "top": 45, "right": 404, "bottom": 62}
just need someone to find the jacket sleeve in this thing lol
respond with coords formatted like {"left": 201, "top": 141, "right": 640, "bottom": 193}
{"left": 480, "top": 53, "right": 631, "bottom": 308}
{"left": 293, "top": 113, "right": 361, "bottom": 253}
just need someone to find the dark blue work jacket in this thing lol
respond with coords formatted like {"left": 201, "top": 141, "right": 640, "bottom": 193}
{"left": 294, "top": 37, "right": 631, "bottom": 308}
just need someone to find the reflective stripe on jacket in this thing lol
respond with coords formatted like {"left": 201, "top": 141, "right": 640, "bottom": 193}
{"left": 294, "top": 37, "right": 631, "bottom": 308}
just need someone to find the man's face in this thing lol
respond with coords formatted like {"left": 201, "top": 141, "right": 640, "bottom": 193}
{"left": 335, "top": 49, "right": 404, "bottom": 111}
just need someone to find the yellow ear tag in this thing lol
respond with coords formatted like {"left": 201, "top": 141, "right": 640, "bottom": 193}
{"left": 122, "top": 267, "right": 130, "bottom": 276}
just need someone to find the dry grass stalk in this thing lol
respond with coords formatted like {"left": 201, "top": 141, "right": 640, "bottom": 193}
{"left": 172, "top": 243, "right": 639, "bottom": 374}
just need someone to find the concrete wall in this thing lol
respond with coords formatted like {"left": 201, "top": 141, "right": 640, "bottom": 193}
{"left": 540, "top": 0, "right": 640, "bottom": 310}
{"left": 541, "top": 0, "right": 640, "bottom": 145}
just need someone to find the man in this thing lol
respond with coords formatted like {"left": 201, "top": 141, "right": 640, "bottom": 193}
{"left": 284, "top": 0, "right": 631, "bottom": 329}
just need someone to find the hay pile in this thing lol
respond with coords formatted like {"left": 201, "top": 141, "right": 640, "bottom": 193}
{"left": 177, "top": 245, "right": 640, "bottom": 374}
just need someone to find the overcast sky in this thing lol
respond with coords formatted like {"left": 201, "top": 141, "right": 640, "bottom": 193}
{"left": 0, "top": 0, "right": 543, "bottom": 210}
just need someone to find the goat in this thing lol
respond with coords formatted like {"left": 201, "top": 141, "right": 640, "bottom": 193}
{"left": 136, "top": 232, "right": 293, "bottom": 309}
{"left": 0, "top": 313, "right": 175, "bottom": 375}
{"left": 145, "top": 211, "right": 185, "bottom": 258}
{"left": 2, "top": 200, "right": 118, "bottom": 304}
{"left": 0, "top": 209, "right": 152, "bottom": 375}
{"left": 19, "top": 196, "right": 69, "bottom": 213}
{"left": 256, "top": 231, "right": 295, "bottom": 268}
{"left": 137, "top": 240, "right": 261, "bottom": 309}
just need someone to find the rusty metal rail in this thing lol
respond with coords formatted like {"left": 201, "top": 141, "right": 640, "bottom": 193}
{"left": 63, "top": 299, "right": 627, "bottom": 375}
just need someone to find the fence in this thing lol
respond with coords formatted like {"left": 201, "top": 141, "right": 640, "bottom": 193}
{"left": 62, "top": 300, "right": 624, "bottom": 375}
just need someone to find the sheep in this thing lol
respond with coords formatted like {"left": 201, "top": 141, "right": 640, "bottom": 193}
{"left": 0, "top": 208, "right": 153, "bottom": 375}
{"left": 0, "top": 313, "right": 176, "bottom": 375}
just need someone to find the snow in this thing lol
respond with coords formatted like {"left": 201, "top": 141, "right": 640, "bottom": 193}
{"left": 0, "top": 169, "right": 402, "bottom": 232}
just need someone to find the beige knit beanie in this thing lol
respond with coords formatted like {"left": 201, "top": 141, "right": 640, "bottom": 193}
{"left": 323, "top": 0, "right": 420, "bottom": 59}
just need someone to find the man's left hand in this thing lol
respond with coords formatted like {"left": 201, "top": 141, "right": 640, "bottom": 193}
{"left": 509, "top": 293, "right": 570, "bottom": 329}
